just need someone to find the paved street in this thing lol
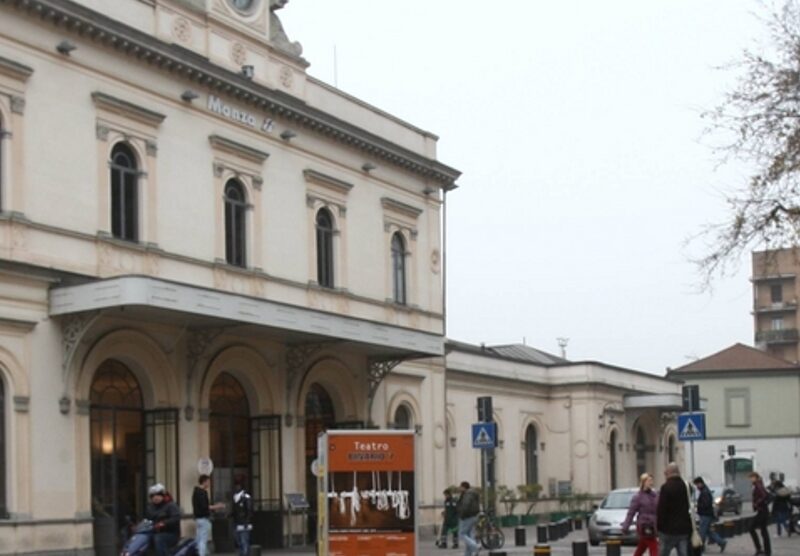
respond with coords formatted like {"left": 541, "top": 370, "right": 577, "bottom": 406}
{"left": 247, "top": 523, "right": 799, "bottom": 556}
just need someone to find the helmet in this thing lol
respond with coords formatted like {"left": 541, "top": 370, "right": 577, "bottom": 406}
{"left": 148, "top": 483, "right": 166, "bottom": 497}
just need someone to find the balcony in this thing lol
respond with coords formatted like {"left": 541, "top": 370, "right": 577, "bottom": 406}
{"left": 755, "top": 328, "right": 800, "bottom": 344}
{"left": 753, "top": 301, "right": 799, "bottom": 314}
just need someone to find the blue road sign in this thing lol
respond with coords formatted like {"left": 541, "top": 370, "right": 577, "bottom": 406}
{"left": 472, "top": 422, "right": 497, "bottom": 449}
{"left": 678, "top": 412, "right": 706, "bottom": 441}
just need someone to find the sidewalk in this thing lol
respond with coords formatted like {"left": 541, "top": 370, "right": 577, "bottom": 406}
{"left": 235, "top": 521, "right": 800, "bottom": 555}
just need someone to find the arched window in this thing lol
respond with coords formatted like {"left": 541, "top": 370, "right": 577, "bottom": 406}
{"left": 609, "top": 430, "right": 618, "bottom": 490}
{"left": 316, "top": 208, "right": 334, "bottom": 288}
{"left": 110, "top": 144, "right": 139, "bottom": 241}
{"left": 524, "top": 424, "right": 538, "bottom": 485}
{"left": 224, "top": 180, "right": 247, "bottom": 267}
{"left": 393, "top": 405, "right": 412, "bottom": 429}
{"left": 667, "top": 435, "right": 676, "bottom": 463}
{"left": 635, "top": 426, "right": 647, "bottom": 478}
{"left": 391, "top": 232, "right": 407, "bottom": 305}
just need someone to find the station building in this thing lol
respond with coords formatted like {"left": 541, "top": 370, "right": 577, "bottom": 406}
{"left": 0, "top": 1, "right": 684, "bottom": 554}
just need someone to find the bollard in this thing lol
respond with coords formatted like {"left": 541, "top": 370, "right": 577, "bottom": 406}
{"left": 533, "top": 544, "right": 552, "bottom": 556}
{"left": 572, "top": 540, "right": 589, "bottom": 556}
{"left": 547, "top": 522, "right": 558, "bottom": 541}
{"left": 722, "top": 520, "right": 735, "bottom": 539}
{"left": 488, "top": 552, "right": 507, "bottom": 556}
{"left": 536, "top": 524, "right": 548, "bottom": 544}
{"left": 568, "top": 517, "right": 574, "bottom": 532}
{"left": 574, "top": 516, "right": 583, "bottom": 530}
{"left": 515, "top": 526, "right": 527, "bottom": 547}
{"left": 249, "top": 545, "right": 262, "bottom": 556}
{"left": 559, "top": 519, "right": 568, "bottom": 538}
{"left": 605, "top": 538, "right": 622, "bottom": 556}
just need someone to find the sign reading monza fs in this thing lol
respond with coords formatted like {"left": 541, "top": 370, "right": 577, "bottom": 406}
{"left": 317, "top": 431, "right": 417, "bottom": 556}
{"left": 207, "top": 95, "right": 275, "bottom": 133}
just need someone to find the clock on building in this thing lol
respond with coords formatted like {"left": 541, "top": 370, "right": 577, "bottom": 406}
{"left": 227, "top": 0, "right": 258, "bottom": 14}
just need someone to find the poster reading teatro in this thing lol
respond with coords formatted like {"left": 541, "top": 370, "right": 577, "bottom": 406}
{"left": 317, "top": 430, "right": 417, "bottom": 556}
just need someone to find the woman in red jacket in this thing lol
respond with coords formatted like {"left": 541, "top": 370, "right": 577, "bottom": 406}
{"left": 622, "top": 473, "right": 659, "bottom": 556}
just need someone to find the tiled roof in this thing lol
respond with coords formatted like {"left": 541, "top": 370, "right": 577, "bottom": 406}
{"left": 670, "top": 343, "right": 798, "bottom": 373}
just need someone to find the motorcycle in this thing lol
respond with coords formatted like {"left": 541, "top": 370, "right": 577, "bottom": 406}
{"left": 120, "top": 520, "right": 198, "bottom": 556}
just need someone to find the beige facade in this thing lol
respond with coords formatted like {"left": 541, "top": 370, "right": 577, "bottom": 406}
{"left": 0, "top": 0, "right": 456, "bottom": 554}
{"left": 0, "top": 2, "right": 691, "bottom": 555}
{"left": 752, "top": 249, "right": 800, "bottom": 362}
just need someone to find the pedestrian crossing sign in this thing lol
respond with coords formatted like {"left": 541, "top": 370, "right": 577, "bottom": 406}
{"left": 677, "top": 412, "right": 706, "bottom": 441}
{"left": 471, "top": 422, "right": 497, "bottom": 449}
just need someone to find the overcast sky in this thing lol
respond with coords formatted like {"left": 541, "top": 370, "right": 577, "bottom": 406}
{"left": 283, "top": 1, "right": 772, "bottom": 374}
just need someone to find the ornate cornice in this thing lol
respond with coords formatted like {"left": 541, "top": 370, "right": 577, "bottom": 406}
{"left": 0, "top": 55, "right": 33, "bottom": 82}
{"left": 0, "top": 0, "right": 460, "bottom": 189}
{"left": 303, "top": 169, "right": 354, "bottom": 196}
{"left": 209, "top": 134, "right": 270, "bottom": 164}
{"left": 91, "top": 91, "right": 166, "bottom": 127}
{"left": 381, "top": 197, "right": 423, "bottom": 219}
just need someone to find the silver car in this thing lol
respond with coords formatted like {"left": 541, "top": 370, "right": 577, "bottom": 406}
{"left": 588, "top": 488, "right": 639, "bottom": 546}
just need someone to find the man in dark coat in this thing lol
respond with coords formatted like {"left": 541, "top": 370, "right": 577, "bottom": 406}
{"left": 145, "top": 483, "right": 181, "bottom": 556}
{"left": 749, "top": 472, "right": 771, "bottom": 555}
{"left": 455, "top": 481, "right": 481, "bottom": 556}
{"left": 693, "top": 476, "right": 726, "bottom": 552}
{"left": 656, "top": 462, "right": 692, "bottom": 556}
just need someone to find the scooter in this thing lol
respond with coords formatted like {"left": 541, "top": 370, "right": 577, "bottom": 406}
{"left": 120, "top": 520, "right": 198, "bottom": 556}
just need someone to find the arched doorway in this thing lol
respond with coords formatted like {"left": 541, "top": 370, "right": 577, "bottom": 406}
{"left": 210, "top": 372, "right": 251, "bottom": 505}
{"left": 304, "top": 383, "right": 336, "bottom": 540}
{"left": 524, "top": 424, "right": 538, "bottom": 486}
{"left": 90, "top": 360, "right": 144, "bottom": 556}
{"left": 609, "top": 430, "right": 618, "bottom": 490}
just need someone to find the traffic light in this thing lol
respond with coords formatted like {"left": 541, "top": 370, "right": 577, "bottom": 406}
{"left": 682, "top": 385, "right": 700, "bottom": 412}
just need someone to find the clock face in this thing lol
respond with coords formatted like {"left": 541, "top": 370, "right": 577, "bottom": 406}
{"left": 228, "top": 0, "right": 257, "bottom": 13}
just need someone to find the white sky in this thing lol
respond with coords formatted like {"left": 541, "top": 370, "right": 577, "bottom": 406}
{"left": 282, "top": 1, "right": 772, "bottom": 374}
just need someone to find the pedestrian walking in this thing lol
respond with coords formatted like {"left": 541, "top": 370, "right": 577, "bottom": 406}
{"left": 436, "top": 488, "right": 459, "bottom": 549}
{"left": 192, "top": 474, "right": 226, "bottom": 556}
{"left": 455, "top": 481, "right": 481, "bottom": 556}
{"left": 693, "top": 477, "right": 726, "bottom": 553}
{"left": 770, "top": 479, "right": 792, "bottom": 537}
{"left": 656, "top": 462, "right": 692, "bottom": 556}
{"left": 621, "top": 472, "right": 659, "bottom": 556}
{"left": 749, "top": 471, "right": 772, "bottom": 555}
{"left": 232, "top": 480, "right": 253, "bottom": 556}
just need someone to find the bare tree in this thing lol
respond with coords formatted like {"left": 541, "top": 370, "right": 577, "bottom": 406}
{"left": 699, "top": 1, "right": 800, "bottom": 281}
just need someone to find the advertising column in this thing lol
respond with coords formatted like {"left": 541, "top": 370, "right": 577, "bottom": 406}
{"left": 318, "top": 430, "right": 417, "bottom": 556}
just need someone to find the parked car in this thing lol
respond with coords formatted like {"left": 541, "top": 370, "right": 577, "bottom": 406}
{"left": 587, "top": 488, "right": 639, "bottom": 546}
{"left": 708, "top": 485, "right": 742, "bottom": 516}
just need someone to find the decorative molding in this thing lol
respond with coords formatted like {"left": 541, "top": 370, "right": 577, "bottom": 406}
{"left": 145, "top": 140, "right": 158, "bottom": 157}
{"left": 95, "top": 124, "right": 110, "bottom": 141}
{"left": 12, "top": 395, "right": 29, "bottom": 413}
{"left": 91, "top": 91, "right": 166, "bottom": 128}
{"left": 303, "top": 169, "right": 353, "bottom": 196}
{"left": 1, "top": 0, "right": 459, "bottom": 188}
{"left": 9, "top": 96, "right": 25, "bottom": 115}
{"left": 252, "top": 176, "right": 263, "bottom": 190}
{"left": 75, "top": 399, "right": 91, "bottom": 416}
{"left": 381, "top": 197, "right": 423, "bottom": 219}
{"left": 0, "top": 55, "right": 34, "bottom": 82}
{"left": 366, "top": 357, "right": 404, "bottom": 424}
{"left": 198, "top": 408, "right": 210, "bottom": 422}
{"left": 59, "top": 311, "right": 101, "bottom": 414}
{"left": 213, "top": 162, "right": 225, "bottom": 178}
{"left": 208, "top": 134, "right": 269, "bottom": 164}
{"left": 306, "top": 193, "right": 345, "bottom": 215}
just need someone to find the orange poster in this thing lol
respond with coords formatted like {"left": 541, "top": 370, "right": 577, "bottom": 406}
{"left": 322, "top": 431, "right": 417, "bottom": 556}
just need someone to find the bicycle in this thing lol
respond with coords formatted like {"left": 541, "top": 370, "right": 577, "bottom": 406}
{"left": 474, "top": 512, "right": 505, "bottom": 549}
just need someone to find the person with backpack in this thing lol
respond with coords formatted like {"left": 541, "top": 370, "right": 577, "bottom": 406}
{"left": 693, "top": 477, "right": 727, "bottom": 553}
{"left": 436, "top": 488, "right": 459, "bottom": 549}
{"left": 232, "top": 480, "right": 253, "bottom": 556}
{"left": 456, "top": 481, "right": 480, "bottom": 556}
{"left": 749, "top": 472, "right": 771, "bottom": 556}
{"left": 770, "top": 479, "right": 792, "bottom": 537}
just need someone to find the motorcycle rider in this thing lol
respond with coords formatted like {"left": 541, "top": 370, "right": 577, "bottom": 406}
{"left": 145, "top": 483, "right": 181, "bottom": 556}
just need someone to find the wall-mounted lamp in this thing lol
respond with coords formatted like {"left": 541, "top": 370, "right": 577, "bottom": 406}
{"left": 423, "top": 186, "right": 436, "bottom": 196}
{"left": 58, "top": 396, "right": 71, "bottom": 415}
{"left": 449, "top": 436, "right": 457, "bottom": 448}
{"left": 56, "top": 40, "right": 77, "bottom": 55}
{"left": 181, "top": 89, "right": 199, "bottom": 102}
{"left": 539, "top": 442, "right": 546, "bottom": 452}
{"left": 280, "top": 130, "right": 297, "bottom": 141}
{"left": 241, "top": 65, "right": 255, "bottom": 80}
{"left": 362, "top": 162, "right": 377, "bottom": 172}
